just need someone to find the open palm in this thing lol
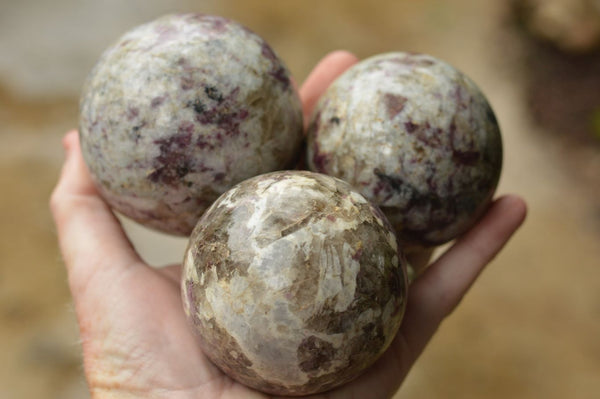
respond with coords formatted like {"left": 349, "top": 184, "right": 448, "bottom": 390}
{"left": 50, "top": 51, "right": 527, "bottom": 399}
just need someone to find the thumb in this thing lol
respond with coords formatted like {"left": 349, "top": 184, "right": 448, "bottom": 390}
{"left": 50, "top": 130, "right": 142, "bottom": 294}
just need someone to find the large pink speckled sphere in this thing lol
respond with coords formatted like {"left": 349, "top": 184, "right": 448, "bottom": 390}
{"left": 307, "top": 52, "right": 502, "bottom": 248}
{"left": 79, "top": 13, "right": 303, "bottom": 235}
{"left": 183, "top": 171, "right": 408, "bottom": 396}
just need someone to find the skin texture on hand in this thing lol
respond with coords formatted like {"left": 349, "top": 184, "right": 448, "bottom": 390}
{"left": 50, "top": 50, "right": 527, "bottom": 399}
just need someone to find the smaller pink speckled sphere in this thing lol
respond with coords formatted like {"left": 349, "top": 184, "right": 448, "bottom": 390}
{"left": 79, "top": 13, "right": 303, "bottom": 235}
{"left": 307, "top": 52, "right": 502, "bottom": 247}
{"left": 183, "top": 171, "right": 408, "bottom": 396}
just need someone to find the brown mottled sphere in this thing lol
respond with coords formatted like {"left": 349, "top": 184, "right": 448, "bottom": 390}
{"left": 307, "top": 52, "right": 502, "bottom": 247}
{"left": 182, "top": 171, "right": 408, "bottom": 396}
{"left": 79, "top": 13, "right": 303, "bottom": 235}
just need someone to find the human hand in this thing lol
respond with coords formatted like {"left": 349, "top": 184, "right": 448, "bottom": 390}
{"left": 50, "top": 51, "right": 527, "bottom": 399}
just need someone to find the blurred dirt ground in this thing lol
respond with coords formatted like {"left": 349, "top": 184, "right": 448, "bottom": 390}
{"left": 1, "top": 1, "right": 599, "bottom": 398}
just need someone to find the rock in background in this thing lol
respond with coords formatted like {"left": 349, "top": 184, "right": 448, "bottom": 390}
{"left": 512, "top": 0, "right": 600, "bottom": 53}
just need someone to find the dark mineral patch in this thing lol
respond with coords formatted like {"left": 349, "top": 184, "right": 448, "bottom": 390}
{"left": 384, "top": 93, "right": 407, "bottom": 119}
{"left": 148, "top": 131, "right": 193, "bottom": 185}
{"left": 199, "top": 318, "right": 260, "bottom": 382}
{"left": 191, "top": 99, "right": 205, "bottom": 114}
{"left": 205, "top": 85, "right": 224, "bottom": 103}
{"left": 372, "top": 167, "right": 489, "bottom": 245}
{"left": 193, "top": 87, "right": 249, "bottom": 138}
{"left": 405, "top": 121, "right": 419, "bottom": 133}
{"left": 126, "top": 106, "right": 139, "bottom": 121}
{"left": 180, "top": 77, "right": 194, "bottom": 91}
{"left": 311, "top": 149, "right": 330, "bottom": 172}
{"left": 374, "top": 168, "right": 424, "bottom": 204}
{"left": 261, "top": 42, "right": 291, "bottom": 88}
{"left": 151, "top": 95, "right": 166, "bottom": 107}
{"left": 297, "top": 336, "right": 336, "bottom": 373}
{"left": 452, "top": 148, "right": 481, "bottom": 165}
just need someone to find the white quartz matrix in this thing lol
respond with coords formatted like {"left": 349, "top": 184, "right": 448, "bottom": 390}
{"left": 79, "top": 13, "right": 303, "bottom": 235}
{"left": 307, "top": 52, "right": 502, "bottom": 246}
{"left": 182, "top": 171, "right": 408, "bottom": 395}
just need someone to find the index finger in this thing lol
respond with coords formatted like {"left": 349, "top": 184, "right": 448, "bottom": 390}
{"left": 299, "top": 50, "right": 359, "bottom": 126}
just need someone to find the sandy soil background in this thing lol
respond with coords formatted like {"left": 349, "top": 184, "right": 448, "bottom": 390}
{"left": 1, "top": 1, "right": 599, "bottom": 398}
